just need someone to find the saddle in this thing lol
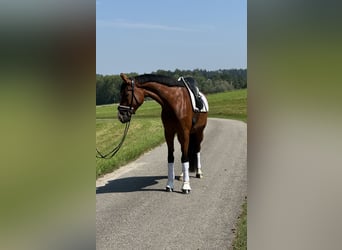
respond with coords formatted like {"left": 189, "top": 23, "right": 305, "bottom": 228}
{"left": 178, "top": 77, "right": 205, "bottom": 111}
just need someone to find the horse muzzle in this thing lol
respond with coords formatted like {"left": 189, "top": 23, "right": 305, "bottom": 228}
{"left": 118, "top": 105, "right": 134, "bottom": 123}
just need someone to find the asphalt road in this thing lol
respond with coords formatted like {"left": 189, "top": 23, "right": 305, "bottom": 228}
{"left": 96, "top": 118, "right": 247, "bottom": 250}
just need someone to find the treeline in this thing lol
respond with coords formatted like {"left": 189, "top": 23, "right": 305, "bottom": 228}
{"left": 96, "top": 69, "right": 247, "bottom": 105}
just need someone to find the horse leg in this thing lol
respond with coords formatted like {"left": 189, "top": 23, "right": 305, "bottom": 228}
{"left": 165, "top": 128, "right": 175, "bottom": 192}
{"left": 178, "top": 172, "right": 184, "bottom": 181}
{"left": 195, "top": 130, "right": 204, "bottom": 178}
{"left": 196, "top": 152, "right": 203, "bottom": 178}
{"left": 181, "top": 161, "right": 191, "bottom": 194}
{"left": 178, "top": 132, "right": 191, "bottom": 194}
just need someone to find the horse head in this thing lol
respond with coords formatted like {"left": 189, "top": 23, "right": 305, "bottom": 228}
{"left": 118, "top": 73, "right": 144, "bottom": 123}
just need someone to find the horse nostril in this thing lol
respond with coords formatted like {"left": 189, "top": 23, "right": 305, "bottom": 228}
{"left": 117, "top": 112, "right": 131, "bottom": 123}
{"left": 118, "top": 113, "right": 124, "bottom": 122}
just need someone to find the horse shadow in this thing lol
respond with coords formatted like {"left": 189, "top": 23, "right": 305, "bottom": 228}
{"left": 96, "top": 176, "right": 167, "bottom": 194}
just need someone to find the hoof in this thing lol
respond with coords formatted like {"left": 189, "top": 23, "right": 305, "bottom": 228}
{"left": 165, "top": 186, "right": 174, "bottom": 192}
{"left": 182, "top": 189, "right": 191, "bottom": 194}
{"left": 196, "top": 169, "right": 203, "bottom": 178}
{"left": 181, "top": 181, "right": 191, "bottom": 194}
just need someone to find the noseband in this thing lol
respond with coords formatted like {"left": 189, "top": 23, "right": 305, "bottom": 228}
{"left": 118, "top": 79, "right": 136, "bottom": 114}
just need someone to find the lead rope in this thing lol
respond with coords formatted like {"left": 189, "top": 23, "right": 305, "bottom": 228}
{"left": 96, "top": 120, "right": 130, "bottom": 159}
{"left": 96, "top": 79, "right": 135, "bottom": 159}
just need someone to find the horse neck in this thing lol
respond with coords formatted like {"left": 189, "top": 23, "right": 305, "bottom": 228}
{"left": 139, "top": 82, "right": 181, "bottom": 108}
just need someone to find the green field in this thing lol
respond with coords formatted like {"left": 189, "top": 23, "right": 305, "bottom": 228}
{"left": 205, "top": 90, "right": 247, "bottom": 122}
{"left": 96, "top": 100, "right": 164, "bottom": 178}
{"left": 96, "top": 88, "right": 247, "bottom": 249}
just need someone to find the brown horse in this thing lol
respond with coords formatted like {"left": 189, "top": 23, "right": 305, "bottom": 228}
{"left": 118, "top": 73, "right": 208, "bottom": 194}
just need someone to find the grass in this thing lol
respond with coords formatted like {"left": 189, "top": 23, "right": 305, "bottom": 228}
{"left": 231, "top": 199, "right": 247, "bottom": 250}
{"left": 96, "top": 101, "right": 164, "bottom": 178}
{"left": 96, "top": 89, "right": 247, "bottom": 249}
{"left": 206, "top": 89, "right": 247, "bottom": 122}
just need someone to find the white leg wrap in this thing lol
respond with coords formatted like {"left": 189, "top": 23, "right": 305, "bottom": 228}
{"left": 182, "top": 161, "right": 190, "bottom": 182}
{"left": 196, "top": 153, "right": 203, "bottom": 178}
{"left": 197, "top": 152, "right": 202, "bottom": 169}
{"left": 182, "top": 162, "right": 191, "bottom": 192}
{"left": 167, "top": 162, "right": 174, "bottom": 189}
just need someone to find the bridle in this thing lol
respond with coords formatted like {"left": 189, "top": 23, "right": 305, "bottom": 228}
{"left": 96, "top": 79, "right": 138, "bottom": 159}
{"left": 117, "top": 79, "right": 137, "bottom": 115}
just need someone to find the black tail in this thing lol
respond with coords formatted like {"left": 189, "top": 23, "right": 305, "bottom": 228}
{"left": 188, "top": 133, "right": 198, "bottom": 172}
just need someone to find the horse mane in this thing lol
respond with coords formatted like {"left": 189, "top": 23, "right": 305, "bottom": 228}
{"left": 134, "top": 74, "right": 184, "bottom": 87}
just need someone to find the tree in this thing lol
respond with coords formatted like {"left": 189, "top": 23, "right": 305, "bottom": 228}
{"left": 96, "top": 69, "right": 247, "bottom": 105}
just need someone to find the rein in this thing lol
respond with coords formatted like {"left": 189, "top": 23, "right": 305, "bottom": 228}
{"left": 96, "top": 121, "right": 130, "bottom": 159}
{"left": 96, "top": 79, "right": 136, "bottom": 159}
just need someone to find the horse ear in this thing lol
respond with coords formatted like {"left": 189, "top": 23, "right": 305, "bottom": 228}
{"left": 120, "top": 73, "right": 131, "bottom": 84}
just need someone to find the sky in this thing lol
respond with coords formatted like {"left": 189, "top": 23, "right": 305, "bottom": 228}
{"left": 96, "top": 0, "right": 246, "bottom": 75}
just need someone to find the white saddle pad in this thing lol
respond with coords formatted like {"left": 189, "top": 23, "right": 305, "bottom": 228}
{"left": 179, "top": 77, "right": 209, "bottom": 113}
